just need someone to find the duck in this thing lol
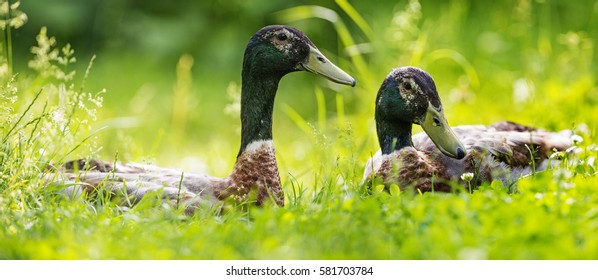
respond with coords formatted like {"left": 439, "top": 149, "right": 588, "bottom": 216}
{"left": 54, "top": 25, "right": 356, "bottom": 209}
{"left": 362, "top": 66, "right": 571, "bottom": 192}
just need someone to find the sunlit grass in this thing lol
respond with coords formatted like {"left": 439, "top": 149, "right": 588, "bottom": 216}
{"left": 1, "top": 0, "right": 597, "bottom": 259}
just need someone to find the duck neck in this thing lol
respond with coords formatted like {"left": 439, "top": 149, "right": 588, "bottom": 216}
{"left": 237, "top": 69, "right": 282, "bottom": 157}
{"left": 377, "top": 120, "right": 414, "bottom": 155}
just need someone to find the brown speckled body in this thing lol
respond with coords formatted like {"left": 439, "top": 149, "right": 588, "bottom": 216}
{"left": 364, "top": 148, "right": 453, "bottom": 192}
{"left": 222, "top": 140, "right": 283, "bottom": 206}
{"left": 363, "top": 121, "right": 572, "bottom": 192}
{"left": 52, "top": 140, "right": 283, "bottom": 212}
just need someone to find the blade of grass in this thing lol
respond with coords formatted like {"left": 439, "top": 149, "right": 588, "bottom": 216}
{"left": 424, "top": 49, "right": 480, "bottom": 89}
{"left": 315, "top": 87, "right": 326, "bottom": 132}
{"left": 2, "top": 89, "right": 43, "bottom": 144}
{"left": 60, "top": 126, "right": 108, "bottom": 161}
{"left": 335, "top": 92, "right": 345, "bottom": 130}
{"left": 281, "top": 103, "right": 312, "bottom": 136}
{"left": 335, "top": 0, "right": 374, "bottom": 41}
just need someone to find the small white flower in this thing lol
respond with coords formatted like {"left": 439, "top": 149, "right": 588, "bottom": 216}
{"left": 51, "top": 109, "right": 65, "bottom": 123}
{"left": 549, "top": 151, "right": 564, "bottom": 160}
{"left": 570, "top": 134, "right": 583, "bottom": 145}
{"left": 586, "top": 156, "right": 595, "bottom": 167}
{"left": 566, "top": 146, "right": 583, "bottom": 154}
{"left": 461, "top": 172, "right": 474, "bottom": 182}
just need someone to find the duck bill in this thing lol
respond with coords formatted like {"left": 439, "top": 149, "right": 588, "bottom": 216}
{"left": 420, "top": 104, "right": 466, "bottom": 159}
{"left": 297, "top": 45, "right": 356, "bottom": 87}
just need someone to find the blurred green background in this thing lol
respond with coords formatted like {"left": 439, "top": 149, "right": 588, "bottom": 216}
{"left": 3, "top": 0, "right": 598, "bottom": 260}
{"left": 10, "top": 0, "right": 598, "bottom": 183}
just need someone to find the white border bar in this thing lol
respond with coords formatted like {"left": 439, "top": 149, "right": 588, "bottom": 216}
{"left": 1, "top": 260, "right": 595, "bottom": 280}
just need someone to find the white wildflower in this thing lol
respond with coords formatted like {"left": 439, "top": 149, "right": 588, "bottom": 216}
{"left": 566, "top": 146, "right": 583, "bottom": 154}
{"left": 51, "top": 109, "right": 65, "bottom": 123}
{"left": 460, "top": 172, "right": 474, "bottom": 182}
{"left": 549, "top": 151, "right": 564, "bottom": 160}
{"left": 570, "top": 134, "right": 583, "bottom": 145}
{"left": 587, "top": 156, "right": 595, "bottom": 167}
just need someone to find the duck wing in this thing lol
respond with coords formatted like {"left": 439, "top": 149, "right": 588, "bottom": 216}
{"left": 47, "top": 159, "right": 229, "bottom": 212}
{"left": 413, "top": 121, "right": 572, "bottom": 184}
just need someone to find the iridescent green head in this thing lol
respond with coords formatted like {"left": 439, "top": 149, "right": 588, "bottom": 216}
{"left": 375, "top": 66, "right": 465, "bottom": 159}
{"left": 243, "top": 25, "right": 355, "bottom": 86}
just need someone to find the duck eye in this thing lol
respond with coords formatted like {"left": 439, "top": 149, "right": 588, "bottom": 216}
{"left": 433, "top": 117, "right": 441, "bottom": 126}
{"left": 277, "top": 33, "right": 288, "bottom": 41}
{"left": 403, "top": 82, "right": 412, "bottom": 90}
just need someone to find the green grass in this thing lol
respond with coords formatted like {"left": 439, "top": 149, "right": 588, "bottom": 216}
{"left": 1, "top": 0, "right": 598, "bottom": 259}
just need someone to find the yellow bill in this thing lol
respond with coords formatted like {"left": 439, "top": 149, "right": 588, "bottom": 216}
{"left": 420, "top": 103, "right": 466, "bottom": 159}
{"left": 298, "top": 45, "right": 356, "bottom": 87}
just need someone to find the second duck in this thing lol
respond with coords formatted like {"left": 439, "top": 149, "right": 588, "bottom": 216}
{"left": 363, "top": 66, "right": 571, "bottom": 192}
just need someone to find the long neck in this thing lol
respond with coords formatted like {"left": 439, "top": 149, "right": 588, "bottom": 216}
{"left": 377, "top": 120, "right": 414, "bottom": 155}
{"left": 237, "top": 67, "right": 282, "bottom": 157}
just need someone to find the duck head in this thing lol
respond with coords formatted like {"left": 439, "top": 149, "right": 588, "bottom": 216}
{"left": 238, "top": 25, "right": 355, "bottom": 157}
{"left": 243, "top": 25, "right": 355, "bottom": 86}
{"left": 375, "top": 66, "right": 465, "bottom": 159}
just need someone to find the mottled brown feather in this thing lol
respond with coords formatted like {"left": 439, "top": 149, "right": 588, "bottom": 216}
{"left": 51, "top": 141, "right": 284, "bottom": 212}
{"left": 364, "top": 121, "right": 572, "bottom": 192}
